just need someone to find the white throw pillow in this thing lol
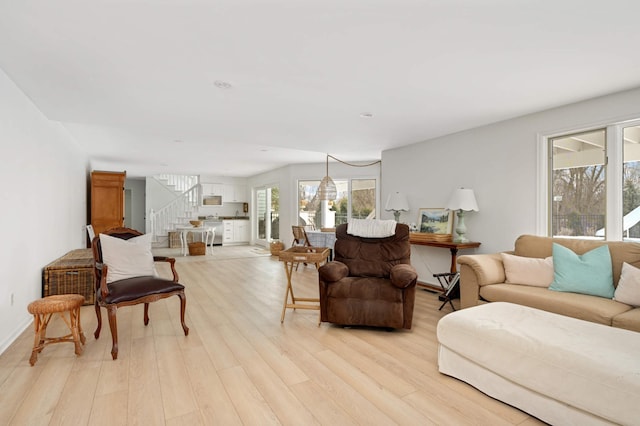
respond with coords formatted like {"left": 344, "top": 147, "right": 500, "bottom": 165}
{"left": 614, "top": 262, "right": 640, "bottom": 307}
{"left": 501, "top": 253, "right": 554, "bottom": 288}
{"left": 100, "top": 233, "right": 157, "bottom": 284}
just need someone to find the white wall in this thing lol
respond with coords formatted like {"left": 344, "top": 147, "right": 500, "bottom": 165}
{"left": 382, "top": 87, "right": 640, "bottom": 285}
{"left": 0, "top": 68, "right": 88, "bottom": 353}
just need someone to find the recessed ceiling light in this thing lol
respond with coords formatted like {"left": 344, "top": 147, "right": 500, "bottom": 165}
{"left": 360, "top": 112, "right": 374, "bottom": 118}
{"left": 214, "top": 80, "right": 233, "bottom": 89}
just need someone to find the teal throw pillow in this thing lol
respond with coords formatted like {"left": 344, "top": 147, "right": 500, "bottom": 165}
{"left": 549, "top": 243, "right": 614, "bottom": 298}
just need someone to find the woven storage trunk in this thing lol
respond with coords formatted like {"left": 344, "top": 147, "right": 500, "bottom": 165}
{"left": 169, "top": 231, "right": 194, "bottom": 248}
{"left": 188, "top": 242, "right": 206, "bottom": 255}
{"left": 42, "top": 249, "right": 95, "bottom": 305}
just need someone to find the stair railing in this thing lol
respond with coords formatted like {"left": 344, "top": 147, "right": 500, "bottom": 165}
{"left": 150, "top": 184, "right": 201, "bottom": 241}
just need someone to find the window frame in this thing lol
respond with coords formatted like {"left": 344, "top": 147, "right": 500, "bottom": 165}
{"left": 538, "top": 119, "right": 640, "bottom": 241}
{"left": 296, "top": 176, "right": 379, "bottom": 228}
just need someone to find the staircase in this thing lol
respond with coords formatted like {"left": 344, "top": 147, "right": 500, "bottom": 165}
{"left": 149, "top": 174, "right": 201, "bottom": 244}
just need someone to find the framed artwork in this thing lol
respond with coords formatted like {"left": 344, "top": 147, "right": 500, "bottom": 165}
{"left": 417, "top": 208, "right": 453, "bottom": 235}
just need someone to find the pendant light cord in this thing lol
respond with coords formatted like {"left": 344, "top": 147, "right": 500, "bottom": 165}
{"left": 327, "top": 154, "right": 381, "bottom": 168}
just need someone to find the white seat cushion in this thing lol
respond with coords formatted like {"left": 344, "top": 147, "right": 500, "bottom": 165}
{"left": 437, "top": 302, "right": 640, "bottom": 425}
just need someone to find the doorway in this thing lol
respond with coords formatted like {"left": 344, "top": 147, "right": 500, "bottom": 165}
{"left": 256, "top": 185, "right": 279, "bottom": 246}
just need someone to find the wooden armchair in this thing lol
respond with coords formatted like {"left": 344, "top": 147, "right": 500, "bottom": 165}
{"left": 91, "top": 227, "right": 189, "bottom": 360}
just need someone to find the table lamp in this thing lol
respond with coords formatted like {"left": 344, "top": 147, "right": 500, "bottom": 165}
{"left": 385, "top": 192, "right": 409, "bottom": 222}
{"left": 446, "top": 188, "right": 479, "bottom": 242}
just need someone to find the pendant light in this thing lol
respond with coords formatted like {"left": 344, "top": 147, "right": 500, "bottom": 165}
{"left": 317, "top": 154, "right": 337, "bottom": 201}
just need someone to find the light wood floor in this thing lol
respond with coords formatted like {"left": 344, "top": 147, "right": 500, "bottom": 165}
{"left": 0, "top": 247, "right": 544, "bottom": 425}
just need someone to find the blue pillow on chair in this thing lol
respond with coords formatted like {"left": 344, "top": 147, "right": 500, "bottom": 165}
{"left": 549, "top": 243, "right": 614, "bottom": 298}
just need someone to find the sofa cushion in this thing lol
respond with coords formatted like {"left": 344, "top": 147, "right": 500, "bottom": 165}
{"left": 479, "top": 284, "right": 631, "bottom": 326}
{"left": 549, "top": 244, "right": 614, "bottom": 298}
{"left": 501, "top": 253, "right": 553, "bottom": 288}
{"left": 514, "top": 234, "right": 640, "bottom": 286}
{"left": 614, "top": 262, "right": 640, "bottom": 307}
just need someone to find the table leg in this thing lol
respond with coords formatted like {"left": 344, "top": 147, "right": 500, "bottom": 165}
{"left": 180, "top": 231, "right": 187, "bottom": 256}
{"left": 281, "top": 261, "right": 296, "bottom": 323}
{"left": 448, "top": 247, "right": 460, "bottom": 273}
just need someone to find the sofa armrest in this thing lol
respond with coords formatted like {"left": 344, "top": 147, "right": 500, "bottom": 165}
{"left": 458, "top": 253, "right": 505, "bottom": 309}
{"left": 390, "top": 264, "right": 418, "bottom": 289}
{"left": 318, "top": 261, "right": 349, "bottom": 283}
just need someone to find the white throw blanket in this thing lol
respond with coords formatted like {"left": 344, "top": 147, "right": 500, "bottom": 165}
{"left": 347, "top": 219, "right": 396, "bottom": 238}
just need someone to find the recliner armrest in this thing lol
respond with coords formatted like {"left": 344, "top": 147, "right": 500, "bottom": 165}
{"left": 390, "top": 264, "right": 417, "bottom": 289}
{"left": 319, "top": 261, "right": 349, "bottom": 283}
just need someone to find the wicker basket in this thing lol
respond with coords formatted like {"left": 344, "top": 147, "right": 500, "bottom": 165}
{"left": 270, "top": 241, "right": 285, "bottom": 256}
{"left": 410, "top": 232, "right": 453, "bottom": 243}
{"left": 188, "top": 242, "right": 206, "bottom": 256}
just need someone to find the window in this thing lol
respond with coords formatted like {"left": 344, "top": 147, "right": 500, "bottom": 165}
{"left": 550, "top": 129, "right": 606, "bottom": 237}
{"left": 543, "top": 121, "right": 640, "bottom": 240}
{"left": 298, "top": 178, "right": 377, "bottom": 228}
{"left": 623, "top": 125, "right": 640, "bottom": 238}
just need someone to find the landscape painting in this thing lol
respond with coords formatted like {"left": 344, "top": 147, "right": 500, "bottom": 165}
{"left": 418, "top": 208, "right": 453, "bottom": 234}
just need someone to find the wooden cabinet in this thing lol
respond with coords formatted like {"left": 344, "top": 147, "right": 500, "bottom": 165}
{"left": 91, "top": 171, "right": 125, "bottom": 236}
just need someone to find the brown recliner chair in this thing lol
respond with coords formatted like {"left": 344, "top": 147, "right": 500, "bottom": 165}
{"left": 318, "top": 223, "right": 417, "bottom": 329}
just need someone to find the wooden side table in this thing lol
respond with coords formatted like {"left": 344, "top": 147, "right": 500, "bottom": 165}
{"left": 278, "top": 246, "right": 330, "bottom": 323}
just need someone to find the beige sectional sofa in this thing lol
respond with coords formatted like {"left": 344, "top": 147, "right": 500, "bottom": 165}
{"left": 458, "top": 234, "right": 640, "bottom": 332}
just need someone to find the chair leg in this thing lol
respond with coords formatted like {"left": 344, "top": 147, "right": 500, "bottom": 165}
{"left": 94, "top": 302, "right": 102, "bottom": 339}
{"left": 107, "top": 306, "right": 119, "bottom": 360}
{"left": 29, "top": 314, "right": 43, "bottom": 366}
{"left": 143, "top": 303, "right": 150, "bottom": 325}
{"left": 178, "top": 293, "right": 189, "bottom": 336}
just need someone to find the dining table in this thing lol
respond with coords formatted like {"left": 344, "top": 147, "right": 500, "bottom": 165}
{"left": 176, "top": 226, "right": 214, "bottom": 256}
{"left": 305, "top": 230, "right": 337, "bottom": 260}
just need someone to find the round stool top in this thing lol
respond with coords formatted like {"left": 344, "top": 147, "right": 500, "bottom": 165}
{"left": 28, "top": 294, "right": 85, "bottom": 315}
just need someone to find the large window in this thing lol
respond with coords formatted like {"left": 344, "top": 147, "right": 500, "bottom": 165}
{"left": 298, "top": 178, "right": 377, "bottom": 228}
{"left": 550, "top": 129, "right": 606, "bottom": 237}
{"left": 545, "top": 122, "right": 640, "bottom": 240}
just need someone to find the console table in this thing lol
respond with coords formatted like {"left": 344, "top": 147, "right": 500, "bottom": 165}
{"left": 410, "top": 237, "right": 481, "bottom": 299}
{"left": 409, "top": 238, "right": 481, "bottom": 273}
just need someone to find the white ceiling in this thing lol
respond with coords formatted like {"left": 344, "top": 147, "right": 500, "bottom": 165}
{"left": 2, "top": 1, "right": 640, "bottom": 178}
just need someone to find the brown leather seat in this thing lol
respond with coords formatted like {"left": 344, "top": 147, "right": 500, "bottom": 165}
{"left": 318, "top": 223, "right": 417, "bottom": 329}
{"left": 91, "top": 227, "right": 189, "bottom": 360}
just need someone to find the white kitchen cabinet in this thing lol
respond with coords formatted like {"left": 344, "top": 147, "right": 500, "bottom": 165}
{"left": 234, "top": 220, "right": 250, "bottom": 242}
{"left": 201, "top": 183, "right": 224, "bottom": 196}
{"left": 223, "top": 184, "right": 247, "bottom": 203}
{"left": 222, "top": 220, "right": 250, "bottom": 245}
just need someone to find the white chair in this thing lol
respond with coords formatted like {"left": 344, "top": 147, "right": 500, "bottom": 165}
{"left": 86, "top": 225, "right": 95, "bottom": 245}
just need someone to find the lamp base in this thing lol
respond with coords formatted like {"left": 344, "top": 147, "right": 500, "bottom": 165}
{"left": 393, "top": 211, "right": 401, "bottom": 222}
{"left": 454, "top": 209, "right": 469, "bottom": 243}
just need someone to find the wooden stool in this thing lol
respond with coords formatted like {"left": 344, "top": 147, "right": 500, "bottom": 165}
{"left": 27, "top": 294, "right": 86, "bottom": 366}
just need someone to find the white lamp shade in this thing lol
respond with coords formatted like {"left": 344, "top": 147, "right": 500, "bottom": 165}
{"left": 446, "top": 188, "right": 479, "bottom": 212}
{"left": 385, "top": 192, "right": 409, "bottom": 212}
